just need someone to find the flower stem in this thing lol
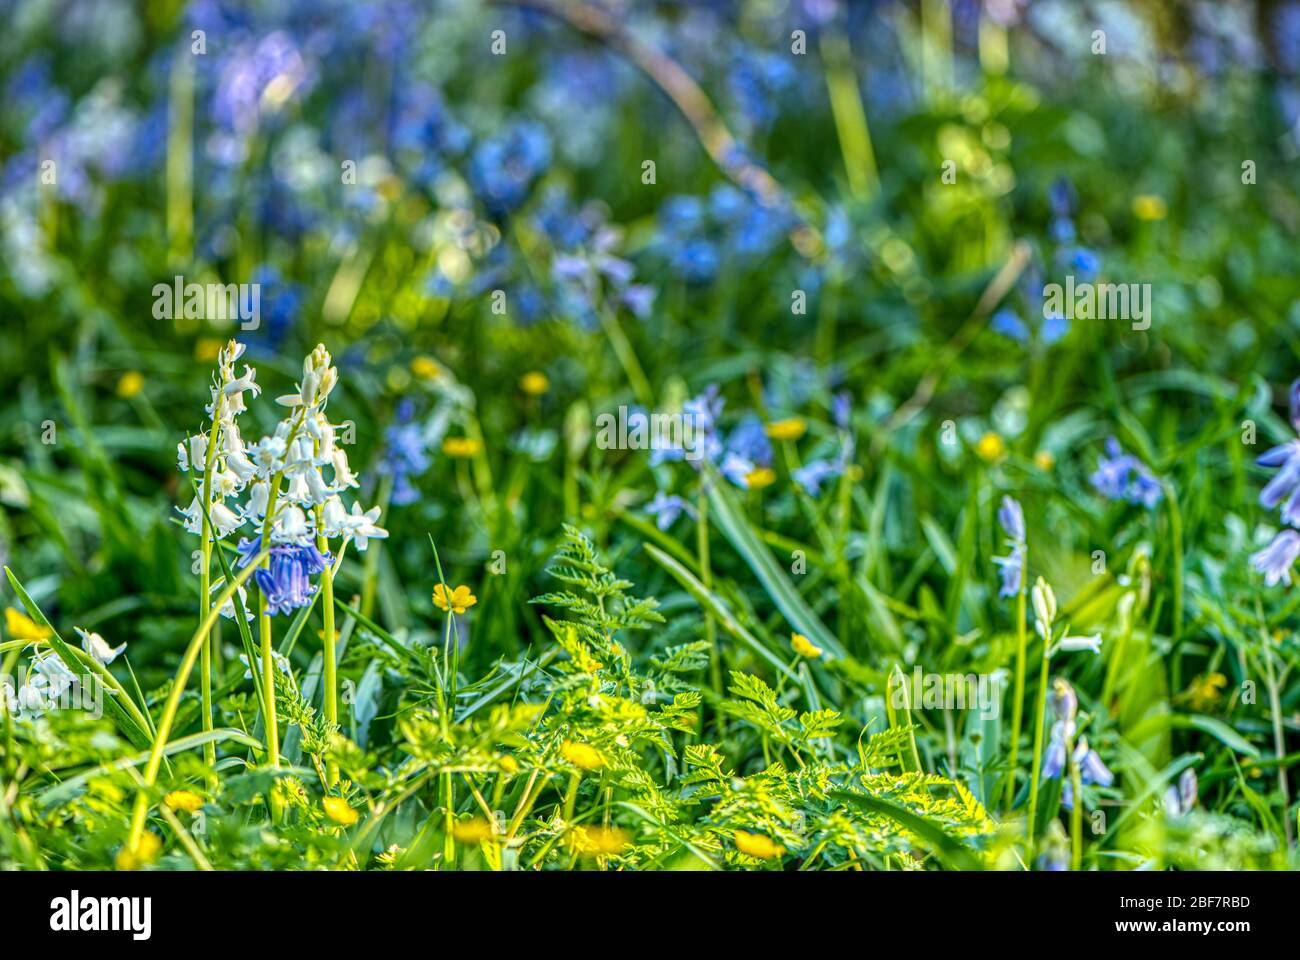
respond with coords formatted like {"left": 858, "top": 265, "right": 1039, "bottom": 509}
{"left": 198, "top": 390, "right": 226, "bottom": 773}
{"left": 1004, "top": 572, "right": 1028, "bottom": 810}
{"left": 128, "top": 549, "right": 269, "bottom": 852}
{"left": 1069, "top": 742, "right": 1083, "bottom": 871}
{"left": 1025, "top": 646, "right": 1051, "bottom": 864}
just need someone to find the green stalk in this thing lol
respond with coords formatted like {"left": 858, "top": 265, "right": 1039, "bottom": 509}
{"left": 1003, "top": 566, "right": 1028, "bottom": 810}
{"left": 128, "top": 549, "right": 270, "bottom": 852}
{"left": 1025, "top": 647, "right": 1051, "bottom": 863}
{"left": 1068, "top": 737, "right": 1083, "bottom": 871}
{"left": 820, "top": 32, "right": 878, "bottom": 199}
{"left": 358, "top": 472, "right": 391, "bottom": 621}
{"left": 198, "top": 391, "right": 226, "bottom": 771}
{"left": 697, "top": 487, "right": 721, "bottom": 710}
{"left": 315, "top": 440, "right": 338, "bottom": 786}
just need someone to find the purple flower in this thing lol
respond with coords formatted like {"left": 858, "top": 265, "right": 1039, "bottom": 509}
{"left": 793, "top": 459, "right": 841, "bottom": 497}
{"left": 1251, "top": 529, "right": 1300, "bottom": 586}
{"left": 725, "top": 415, "right": 773, "bottom": 469}
{"left": 378, "top": 399, "right": 430, "bottom": 506}
{"left": 1164, "top": 768, "right": 1198, "bottom": 817}
{"left": 993, "top": 545, "right": 1024, "bottom": 599}
{"left": 645, "top": 492, "right": 695, "bottom": 531}
{"left": 237, "top": 536, "right": 332, "bottom": 616}
{"left": 997, "top": 495, "right": 1025, "bottom": 542}
{"left": 1090, "top": 437, "right": 1163, "bottom": 508}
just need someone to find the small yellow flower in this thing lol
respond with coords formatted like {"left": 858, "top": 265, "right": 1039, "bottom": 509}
{"left": 566, "top": 825, "right": 630, "bottom": 857}
{"left": 410, "top": 355, "right": 444, "bottom": 380}
{"left": 322, "top": 796, "right": 359, "bottom": 826}
{"left": 164, "top": 790, "right": 204, "bottom": 813}
{"left": 432, "top": 583, "right": 477, "bottom": 615}
{"left": 974, "top": 431, "right": 1006, "bottom": 463}
{"left": 1176, "top": 672, "right": 1228, "bottom": 713}
{"left": 4, "top": 607, "right": 52, "bottom": 641}
{"left": 115, "top": 832, "right": 162, "bottom": 870}
{"left": 561, "top": 740, "right": 605, "bottom": 770}
{"left": 733, "top": 830, "right": 785, "bottom": 860}
{"left": 442, "top": 436, "right": 483, "bottom": 458}
{"left": 520, "top": 371, "right": 550, "bottom": 396}
{"left": 1132, "top": 194, "right": 1167, "bottom": 221}
{"left": 791, "top": 633, "right": 823, "bottom": 658}
{"left": 1034, "top": 449, "right": 1056, "bottom": 471}
{"left": 194, "top": 338, "right": 223, "bottom": 362}
{"left": 766, "top": 418, "right": 807, "bottom": 442}
{"left": 498, "top": 755, "right": 520, "bottom": 775}
{"left": 452, "top": 818, "right": 496, "bottom": 843}
{"left": 117, "top": 371, "right": 145, "bottom": 399}
{"left": 744, "top": 467, "right": 776, "bottom": 490}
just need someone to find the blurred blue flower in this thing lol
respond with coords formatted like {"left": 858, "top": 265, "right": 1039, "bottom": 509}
{"left": 378, "top": 398, "right": 431, "bottom": 506}
{"left": 1090, "top": 437, "right": 1162, "bottom": 508}
{"left": 469, "top": 120, "right": 551, "bottom": 216}
{"left": 1251, "top": 530, "right": 1300, "bottom": 587}
{"left": 645, "top": 491, "right": 695, "bottom": 530}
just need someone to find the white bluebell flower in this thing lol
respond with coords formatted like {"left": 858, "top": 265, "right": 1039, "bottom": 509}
{"left": 74, "top": 626, "right": 126, "bottom": 666}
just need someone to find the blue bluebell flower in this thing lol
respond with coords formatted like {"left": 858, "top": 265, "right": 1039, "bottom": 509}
{"left": 793, "top": 459, "right": 841, "bottom": 496}
{"left": 1063, "top": 247, "right": 1100, "bottom": 281}
{"left": 1163, "top": 768, "right": 1198, "bottom": 817}
{"left": 993, "top": 495, "right": 1026, "bottom": 599}
{"left": 1090, "top": 437, "right": 1163, "bottom": 508}
{"left": 993, "top": 546, "right": 1025, "bottom": 600}
{"left": 469, "top": 120, "right": 551, "bottom": 216}
{"left": 725, "top": 415, "right": 773, "bottom": 469}
{"left": 378, "top": 399, "right": 431, "bottom": 506}
{"left": 997, "top": 495, "right": 1025, "bottom": 542}
{"left": 832, "top": 392, "right": 852, "bottom": 431}
{"left": 235, "top": 536, "right": 332, "bottom": 617}
{"left": 1251, "top": 529, "right": 1300, "bottom": 586}
{"left": 645, "top": 491, "right": 696, "bottom": 531}
{"left": 991, "top": 308, "right": 1029, "bottom": 343}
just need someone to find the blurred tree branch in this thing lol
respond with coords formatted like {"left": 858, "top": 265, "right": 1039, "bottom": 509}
{"left": 486, "top": 0, "right": 789, "bottom": 209}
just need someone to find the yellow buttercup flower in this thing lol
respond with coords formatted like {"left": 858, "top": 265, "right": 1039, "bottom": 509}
{"left": 452, "top": 818, "right": 496, "bottom": 843}
{"left": 499, "top": 755, "right": 521, "bottom": 775}
{"left": 410, "top": 355, "right": 444, "bottom": 381}
{"left": 744, "top": 467, "right": 776, "bottom": 490}
{"left": 766, "top": 418, "right": 807, "bottom": 442}
{"left": 194, "top": 338, "right": 223, "bottom": 362}
{"left": 442, "top": 436, "right": 483, "bottom": 458}
{"left": 560, "top": 740, "right": 605, "bottom": 770}
{"left": 1176, "top": 672, "right": 1228, "bottom": 713}
{"left": 734, "top": 830, "right": 785, "bottom": 860}
{"left": 1132, "top": 194, "right": 1167, "bottom": 221}
{"left": 791, "top": 633, "right": 823, "bottom": 658}
{"left": 117, "top": 370, "right": 145, "bottom": 399}
{"left": 432, "top": 584, "right": 477, "bottom": 615}
{"left": 322, "top": 796, "right": 359, "bottom": 826}
{"left": 974, "top": 431, "right": 1006, "bottom": 463}
{"left": 520, "top": 371, "right": 550, "bottom": 395}
{"left": 1034, "top": 449, "right": 1056, "bottom": 471}
{"left": 5, "top": 607, "right": 52, "bottom": 641}
{"left": 115, "top": 832, "right": 162, "bottom": 870}
{"left": 164, "top": 790, "right": 204, "bottom": 813}
{"left": 566, "top": 825, "right": 630, "bottom": 856}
